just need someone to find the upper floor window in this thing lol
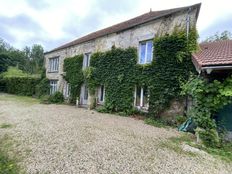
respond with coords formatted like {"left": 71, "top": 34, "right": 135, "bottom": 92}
{"left": 139, "top": 40, "right": 153, "bottom": 64}
{"left": 83, "top": 53, "right": 91, "bottom": 68}
{"left": 49, "top": 57, "right": 59, "bottom": 72}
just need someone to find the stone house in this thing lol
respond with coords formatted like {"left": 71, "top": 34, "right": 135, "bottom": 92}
{"left": 44, "top": 3, "right": 201, "bottom": 109}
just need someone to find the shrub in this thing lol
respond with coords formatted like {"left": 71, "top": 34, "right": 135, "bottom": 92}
{"left": 4, "top": 77, "right": 40, "bottom": 96}
{"left": 176, "top": 115, "right": 187, "bottom": 125}
{"left": 48, "top": 92, "right": 64, "bottom": 104}
{"left": 35, "top": 78, "right": 50, "bottom": 98}
{"left": 196, "top": 128, "right": 220, "bottom": 148}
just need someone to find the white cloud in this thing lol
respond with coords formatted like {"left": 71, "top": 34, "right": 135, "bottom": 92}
{"left": 0, "top": 0, "right": 231, "bottom": 50}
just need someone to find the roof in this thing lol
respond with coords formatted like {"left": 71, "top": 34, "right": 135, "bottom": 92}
{"left": 192, "top": 40, "right": 232, "bottom": 69}
{"left": 46, "top": 3, "right": 201, "bottom": 54}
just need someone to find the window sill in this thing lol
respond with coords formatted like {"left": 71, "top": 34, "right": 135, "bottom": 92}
{"left": 135, "top": 106, "right": 149, "bottom": 112}
{"left": 47, "top": 71, "right": 59, "bottom": 73}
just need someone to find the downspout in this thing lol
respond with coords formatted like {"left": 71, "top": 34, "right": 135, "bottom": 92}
{"left": 185, "top": 7, "right": 192, "bottom": 115}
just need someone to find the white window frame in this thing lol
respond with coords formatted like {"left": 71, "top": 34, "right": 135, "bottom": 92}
{"left": 139, "top": 40, "right": 153, "bottom": 64}
{"left": 49, "top": 57, "right": 59, "bottom": 72}
{"left": 134, "top": 86, "right": 149, "bottom": 110}
{"left": 50, "top": 80, "right": 58, "bottom": 95}
{"left": 83, "top": 53, "right": 91, "bottom": 69}
{"left": 97, "top": 85, "right": 105, "bottom": 104}
{"left": 63, "top": 82, "right": 70, "bottom": 99}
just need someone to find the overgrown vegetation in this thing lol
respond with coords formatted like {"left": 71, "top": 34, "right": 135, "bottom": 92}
{"left": 0, "top": 38, "right": 44, "bottom": 74}
{"left": 48, "top": 91, "right": 64, "bottom": 104}
{"left": 0, "top": 123, "right": 12, "bottom": 129}
{"left": 167, "top": 134, "right": 232, "bottom": 162}
{"left": 182, "top": 75, "right": 232, "bottom": 147}
{"left": 63, "top": 55, "right": 84, "bottom": 103}
{"left": 0, "top": 135, "right": 22, "bottom": 174}
{"left": 79, "top": 28, "right": 198, "bottom": 115}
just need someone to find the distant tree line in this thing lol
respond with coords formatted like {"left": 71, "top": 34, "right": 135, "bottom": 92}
{"left": 202, "top": 30, "right": 232, "bottom": 43}
{"left": 0, "top": 38, "right": 44, "bottom": 74}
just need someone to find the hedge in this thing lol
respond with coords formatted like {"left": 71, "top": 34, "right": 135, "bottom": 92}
{"left": 3, "top": 77, "right": 40, "bottom": 96}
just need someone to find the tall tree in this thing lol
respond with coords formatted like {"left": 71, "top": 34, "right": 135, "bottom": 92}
{"left": 202, "top": 30, "right": 232, "bottom": 43}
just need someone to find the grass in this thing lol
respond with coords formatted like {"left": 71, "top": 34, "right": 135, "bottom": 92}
{"left": 0, "top": 93, "right": 39, "bottom": 105}
{"left": 0, "top": 135, "right": 23, "bottom": 174}
{"left": 159, "top": 133, "right": 197, "bottom": 157}
{"left": 0, "top": 123, "right": 12, "bottom": 129}
{"left": 193, "top": 141, "right": 232, "bottom": 163}
{"left": 163, "top": 133, "right": 232, "bottom": 162}
{"left": 144, "top": 117, "right": 168, "bottom": 128}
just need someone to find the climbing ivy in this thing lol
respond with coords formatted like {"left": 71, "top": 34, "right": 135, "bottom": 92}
{"left": 87, "top": 28, "right": 198, "bottom": 115}
{"left": 181, "top": 75, "right": 232, "bottom": 129}
{"left": 63, "top": 55, "right": 84, "bottom": 103}
{"left": 90, "top": 47, "right": 138, "bottom": 113}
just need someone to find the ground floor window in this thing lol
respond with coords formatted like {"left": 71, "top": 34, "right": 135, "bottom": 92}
{"left": 50, "top": 80, "right": 58, "bottom": 95}
{"left": 63, "top": 82, "right": 70, "bottom": 99}
{"left": 80, "top": 83, "right": 88, "bottom": 105}
{"left": 135, "top": 86, "right": 149, "bottom": 109}
{"left": 97, "top": 85, "right": 105, "bottom": 104}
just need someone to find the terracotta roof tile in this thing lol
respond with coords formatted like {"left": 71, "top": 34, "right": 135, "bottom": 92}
{"left": 46, "top": 3, "right": 201, "bottom": 54}
{"left": 192, "top": 40, "right": 232, "bottom": 68}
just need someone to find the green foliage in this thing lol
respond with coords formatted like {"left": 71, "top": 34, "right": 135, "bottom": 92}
{"left": 203, "top": 30, "right": 232, "bottom": 43}
{"left": 87, "top": 29, "right": 197, "bottom": 115}
{"left": 0, "top": 123, "right": 12, "bottom": 129}
{"left": 0, "top": 135, "right": 22, "bottom": 174}
{"left": 35, "top": 78, "right": 50, "bottom": 98}
{"left": 0, "top": 37, "right": 44, "bottom": 74}
{"left": 2, "top": 67, "right": 37, "bottom": 78}
{"left": 144, "top": 117, "right": 168, "bottom": 128}
{"left": 181, "top": 76, "right": 232, "bottom": 130}
{"left": 196, "top": 128, "right": 220, "bottom": 148}
{"left": 147, "top": 29, "right": 198, "bottom": 115}
{"left": 48, "top": 92, "right": 64, "bottom": 104}
{"left": 63, "top": 55, "right": 84, "bottom": 103}
{"left": 3, "top": 77, "right": 40, "bottom": 96}
{"left": 90, "top": 47, "right": 138, "bottom": 113}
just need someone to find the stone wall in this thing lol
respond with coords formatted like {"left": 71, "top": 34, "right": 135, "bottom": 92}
{"left": 45, "top": 7, "right": 199, "bottom": 108}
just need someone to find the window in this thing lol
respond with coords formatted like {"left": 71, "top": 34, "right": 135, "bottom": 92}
{"left": 84, "top": 85, "right": 88, "bottom": 100}
{"left": 49, "top": 57, "right": 59, "bottom": 72}
{"left": 97, "top": 85, "right": 105, "bottom": 104}
{"left": 135, "top": 86, "right": 149, "bottom": 109}
{"left": 50, "top": 80, "right": 58, "bottom": 95}
{"left": 63, "top": 82, "right": 70, "bottom": 99}
{"left": 139, "top": 40, "right": 153, "bottom": 64}
{"left": 83, "top": 53, "right": 91, "bottom": 68}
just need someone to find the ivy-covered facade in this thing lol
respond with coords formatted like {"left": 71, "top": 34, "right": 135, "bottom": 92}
{"left": 44, "top": 4, "right": 201, "bottom": 116}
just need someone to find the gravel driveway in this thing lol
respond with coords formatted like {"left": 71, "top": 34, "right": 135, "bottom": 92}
{"left": 0, "top": 94, "right": 231, "bottom": 174}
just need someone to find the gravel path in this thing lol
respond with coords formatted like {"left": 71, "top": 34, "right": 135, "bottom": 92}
{"left": 0, "top": 94, "right": 231, "bottom": 174}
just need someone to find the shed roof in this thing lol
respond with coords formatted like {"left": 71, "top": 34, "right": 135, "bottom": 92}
{"left": 192, "top": 40, "right": 232, "bottom": 69}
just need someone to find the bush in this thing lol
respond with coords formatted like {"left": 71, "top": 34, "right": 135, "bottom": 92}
{"left": 196, "top": 128, "right": 220, "bottom": 148}
{"left": 35, "top": 78, "right": 50, "bottom": 98}
{"left": 0, "top": 76, "right": 6, "bottom": 92}
{"left": 48, "top": 92, "right": 64, "bottom": 104}
{"left": 4, "top": 77, "right": 40, "bottom": 96}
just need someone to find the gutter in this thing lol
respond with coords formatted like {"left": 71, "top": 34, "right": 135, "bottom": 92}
{"left": 201, "top": 65, "right": 232, "bottom": 74}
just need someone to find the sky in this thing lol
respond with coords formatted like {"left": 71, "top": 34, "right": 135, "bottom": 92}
{"left": 0, "top": 0, "right": 232, "bottom": 51}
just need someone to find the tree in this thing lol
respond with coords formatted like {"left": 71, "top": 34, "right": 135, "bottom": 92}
{"left": 30, "top": 44, "right": 44, "bottom": 74}
{"left": 0, "top": 38, "right": 45, "bottom": 74}
{"left": 202, "top": 30, "right": 232, "bottom": 43}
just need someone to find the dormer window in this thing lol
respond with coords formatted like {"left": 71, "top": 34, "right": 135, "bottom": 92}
{"left": 83, "top": 53, "right": 91, "bottom": 68}
{"left": 139, "top": 40, "right": 153, "bottom": 64}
